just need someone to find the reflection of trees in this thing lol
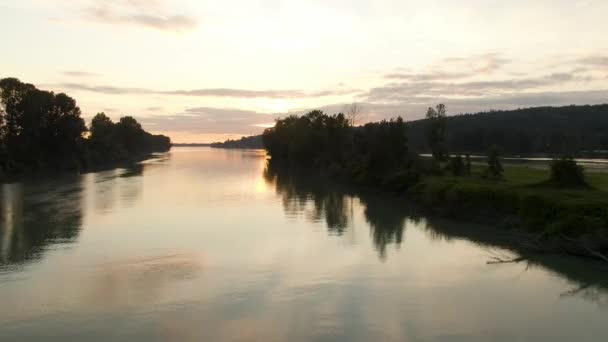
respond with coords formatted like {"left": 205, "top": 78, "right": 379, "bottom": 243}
{"left": 0, "top": 177, "right": 84, "bottom": 268}
{"left": 264, "top": 161, "right": 351, "bottom": 236}
{"left": 0, "top": 162, "right": 150, "bottom": 270}
{"left": 92, "top": 163, "right": 147, "bottom": 214}
{"left": 266, "top": 160, "right": 608, "bottom": 306}
{"left": 360, "top": 193, "right": 407, "bottom": 260}
{"left": 265, "top": 160, "right": 408, "bottom": 257}
{"left": 423, "top": 216, "right": 608, "bottom": 308}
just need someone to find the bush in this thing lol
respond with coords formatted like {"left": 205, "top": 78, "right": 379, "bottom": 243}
{"left": 447, "top": 155, "right": 464, "bottom": 176}
{"left": 483, "top": 146, "right": 503, "bottom": 179}
{"left": 550, "top": 158, "right": 586, "bottom": 187}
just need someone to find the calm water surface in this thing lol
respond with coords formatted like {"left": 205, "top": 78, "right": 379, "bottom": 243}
{"left": 1, "top": 147, "right": 607, "bottom": 341}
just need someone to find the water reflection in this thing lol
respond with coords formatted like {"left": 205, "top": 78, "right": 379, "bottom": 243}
{"left": 0, "top": 162, "right": 150, "bottom": 271}
{"left": 265, "top": 161, "right": 418, "bottom": 260}
{"left": 0, "top": 177, "right": 84, "bottom": 270}
{"left": 265, "top": 160, "right": 608, "bottom": 306}
{"left": 422, "top": 216, "right": 608, "bottom": 306}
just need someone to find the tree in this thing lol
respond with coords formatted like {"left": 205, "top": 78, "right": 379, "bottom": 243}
{"left": 447, "top": 154, "right": 464, "bottom": 176}
{"left": 485, "top": 146, "right": 503, "bottom": 179}
{"left": 425, "top": 104, "right": 448, "bottom": 162}
{"left": 345, "top": 103, "right": 365, "bottom": 127}
{"left": 550, "top": 157, "right": 586, "bottom": 187}
{"left": 0, "top": 77, "right": 171, "bottom": 175}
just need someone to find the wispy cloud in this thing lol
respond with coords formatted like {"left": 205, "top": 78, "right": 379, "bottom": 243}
{"left": 137, "top": 106, "right": 274, "bottom": 135}
{"left": 578, "top": 56, "right": 608, "bottom": 67}
{"left": 385, "top": 53, "right": 510, "bottom": 82}
{"left": 384, "top": 71, "right": 470, "bottom": 81}
{"left": 83, "top": 0, "right": 198, "bottom": 32}
{"left": 56, "top": 83, "right": 359, "bottom": 99}
{"left": 365, "top": 70, "right": 592, "bottom": 103}
{"left": 442, "top": 53, "right": 510, "bottom": 73}
{"left": 63, "top": 70, "right": 102, "bottom": 77}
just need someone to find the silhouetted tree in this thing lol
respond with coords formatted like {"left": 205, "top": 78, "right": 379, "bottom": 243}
{"left": 0, "top": 78, "right": 171, "bottom": 176}
{"left": 425, "top": 104, "right": 448, "bottom": 162}
{"left": 485, "top": 146, "right": 504, "bottom": 179}
{"left": 263, "top": 110, "right": 414, "bottom": 185}
{"left": 345, "top": 103, "right": 364, "bottom": 126}
{"left": 447, "top": 155, "right": 465, "bottom": 176}
{"left": 550, "top": 157, "right": 587, "bottom": 187}
{"left": 0, "top": 78, "right": 86, "bottom": 171}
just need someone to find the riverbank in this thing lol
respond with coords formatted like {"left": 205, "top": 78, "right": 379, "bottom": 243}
{"left": 266, "top": 158, "right": 608, "bottom": 261}
{"left": 401, "top": 164, "right": 608, "bottom": 260}
{"left": 0, "top": 151, "right": 167, "bottom": 184}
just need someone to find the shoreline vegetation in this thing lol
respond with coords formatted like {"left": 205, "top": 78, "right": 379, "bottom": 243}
{"left": 173, "top": 135, "right": 263, "bottom": 149}
{"left": 262, "top": 106, "right": 608, "bottom": 261}
{"left": 0, "top": 78, "right": 171, "bottom": 181}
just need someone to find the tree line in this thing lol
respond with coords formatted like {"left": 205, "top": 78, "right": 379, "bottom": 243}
{"left": 252, "top": 104, "right": 608, "bottom": 156}
{"left": 262, "top": 110, "right": 417, "bottom": 186}
{"left": 0, "top": 78, "right": 170, "bottom": 176}
{"left": 263, "top": 104, "right": 592, "bottom": 187}
{"left": 408, "top": 104, "right": 608, "bottom": 156}
{"left": 210, "top": 135, "right": 263, "bottom": 149}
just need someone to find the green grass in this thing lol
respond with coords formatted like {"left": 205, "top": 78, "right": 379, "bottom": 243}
{"left": 408, "top": 163, "right": 608, "bottom": 239}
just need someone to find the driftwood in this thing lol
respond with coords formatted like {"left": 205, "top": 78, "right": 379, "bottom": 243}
{"left": 485, "top": 230, "right": 608, "bottom": 264}
{"left": 559, "top": 234, "right": 608, "bottom": 263}
{"left": 486, "top": 256, "right": 526, "bottom": 264}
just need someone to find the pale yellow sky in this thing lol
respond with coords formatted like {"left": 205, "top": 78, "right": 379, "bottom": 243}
{"left": 1, "top": 0, "right": 607, "bottom": 142}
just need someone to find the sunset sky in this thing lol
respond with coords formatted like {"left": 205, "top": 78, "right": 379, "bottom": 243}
{"left": 2, "top": 0, "right": 607, "bottom": 142}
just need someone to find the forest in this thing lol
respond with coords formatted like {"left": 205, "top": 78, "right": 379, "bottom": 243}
{"left": 407, "top": 104, "right": 608, "bottom": 156}
{"left": 210, "top": 135, "right": 263, "bottom": 149}
{"left": 248, "top": 104, "right": 608, "bottom": 156}
{"left": 0, "top": 78, "right": 170, "bottom": 177}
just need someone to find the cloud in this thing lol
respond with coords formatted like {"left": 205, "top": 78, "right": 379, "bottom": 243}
{"left": 443, "top": 53, "right": 510, "bottom": 73}
{"left": 384, "top": 71, "right": 470, "bottom": 81}
{"left": 364, "top": 71, "right": 591, "bottom": 103}
{"left": 137, "top": 106, "right": 275, "bottom": 135}
{"left": 578, "top": 56, "right": 608, "bottom": 67}
{"left": 385, "top": 53, "right": 510, "bottom": 82}
{"left": 145, "top": 106, "right": 164, "bottom": 112}
{"left": 84, "top": 0, "right": 198, "bottom": 32}
{"left": 63, "top": 70, "right": 101, "bottom": 77}
{"left": 56, "top": 82, "right": 358, "bottom": 99}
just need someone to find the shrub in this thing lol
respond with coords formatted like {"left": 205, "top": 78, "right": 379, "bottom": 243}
{"left": 550, "top": 157, "right": 586, "bottom": 187}
{"left": 483, "top": 146, "right": 503, "bottom": 179}
{"left": 447, "top": 155, "right": 465, "bottom": 176}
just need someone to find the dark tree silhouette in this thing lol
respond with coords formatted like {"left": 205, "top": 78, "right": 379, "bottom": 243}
{"left": 485, "top": 146, "right": 504, "bottom": 179}
{"left": 0, "top": 78, "right": 171, "bottom": 177}
{"left": 425, "top": 104, "right": 448, "bottom": 162}
{"left": 263, "top": 110, "right": 414, "bottom": 184}
{"left": 550, "top": 157, "right": 587, "bottom": 187}
{"left": 407, "top": 104, "right": 608, "bottom": 156}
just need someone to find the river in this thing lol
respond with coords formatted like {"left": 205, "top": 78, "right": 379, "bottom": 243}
{"left": 1, "top": 147, "right": 607, "bottom": 341}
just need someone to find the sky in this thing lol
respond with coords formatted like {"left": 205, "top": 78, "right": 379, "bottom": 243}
{"left": 1, "top": 0, "right": 607, "bottom": 143}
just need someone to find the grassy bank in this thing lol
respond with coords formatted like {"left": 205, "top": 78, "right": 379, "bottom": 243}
{"left": 406, "top": 163, "right": 608, "bottom": 259}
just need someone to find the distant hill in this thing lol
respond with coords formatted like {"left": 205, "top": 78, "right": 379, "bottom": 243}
{"left": 209, "top": 135, "right": 264, "bottom": 149}
{"left": 405, "top": 104, "right": 608, "bottom": 156}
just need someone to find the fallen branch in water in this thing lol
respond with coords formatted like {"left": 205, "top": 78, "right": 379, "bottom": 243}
{"left": 559, "top": 234, "right": 608, "bottom": 263}
{"left": 487, "top": 256, "right": 526, "bottom": 264}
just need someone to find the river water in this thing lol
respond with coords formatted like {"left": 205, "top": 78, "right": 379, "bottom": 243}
{"left": 1, "top": 147, "right": 607, "bottom": 341}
